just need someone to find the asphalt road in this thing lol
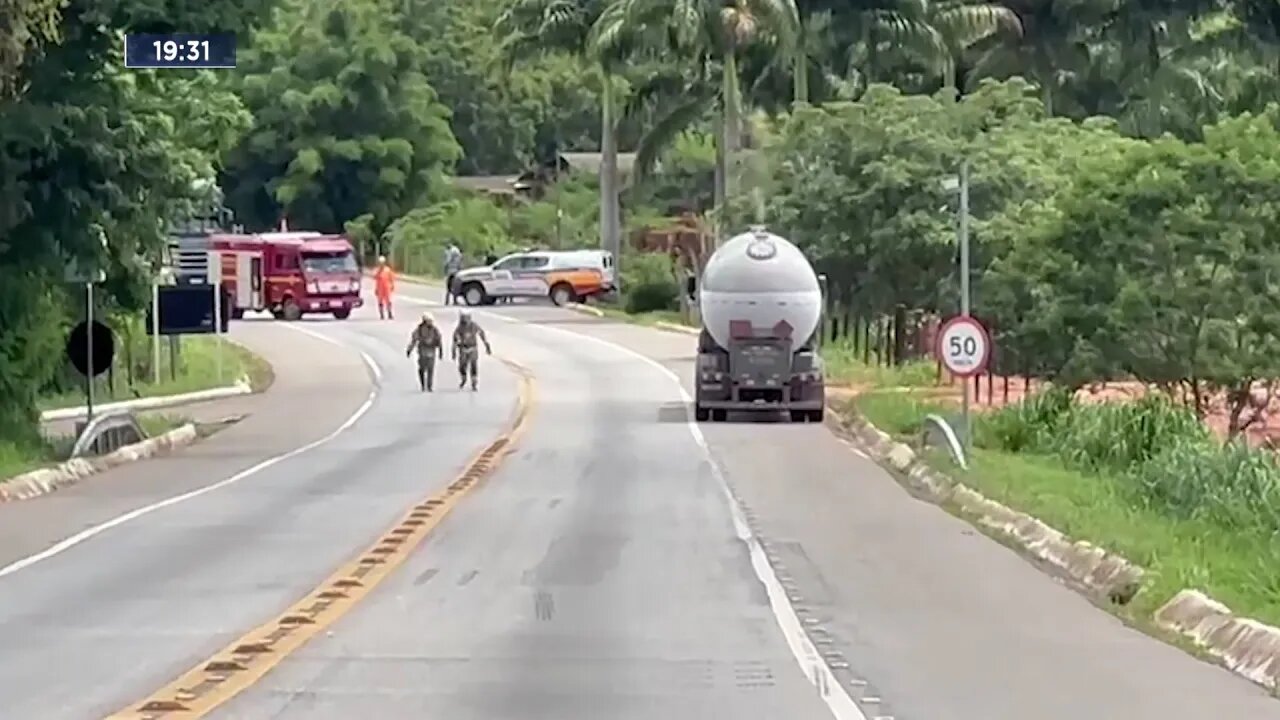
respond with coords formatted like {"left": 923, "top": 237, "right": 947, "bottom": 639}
{"left": 0, "top": 283, "right": 1276, "bottom": 720}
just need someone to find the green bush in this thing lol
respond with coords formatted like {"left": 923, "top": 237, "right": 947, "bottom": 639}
{"left": 1133, "top": 441, "right": 1280, "bottom": 532}
{"left": 979, "top": 387, "right": 1280, "bottom": 537}
{"left": 621, "top": 252, "right": 679, "bottom": 314}
{"left": 977, "top": 385, "right": 1073, "bottom": 452}
{"left": 978, "top": 389, "right": 1207, "bottom": 472}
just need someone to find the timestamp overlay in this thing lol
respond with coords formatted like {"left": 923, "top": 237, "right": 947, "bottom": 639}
{"left": 124, "top": 33, "right": 237, "bottom": 69}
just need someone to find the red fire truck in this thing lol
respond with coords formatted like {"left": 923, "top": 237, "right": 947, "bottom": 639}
{"left": 175, "top": 231, "right": 364, "bottom": 320}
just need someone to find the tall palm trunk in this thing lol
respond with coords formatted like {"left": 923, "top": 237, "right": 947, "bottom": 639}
{"left": 792, "top": 47, "right": 808, "bottom": 105}
{"left": 716, "top": 50, "right": 743, "bottom": 245}
{"left": 598, "top": 72, "right": 622, "bottom": 277}
{"left": 712, "top": 111, "right": 726, "bottom": 246}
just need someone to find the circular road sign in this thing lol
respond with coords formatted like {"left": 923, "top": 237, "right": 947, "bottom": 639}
{"left": 937, "top": 315, "right": 990, "bottom": 378}
{"left": 65, "top": 320, "right": 116, "bottom": 378}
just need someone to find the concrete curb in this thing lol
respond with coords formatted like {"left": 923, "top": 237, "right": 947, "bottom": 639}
{"left": 40, "top": 377, "right": 253, "bottom": 422}
{"left": 824, "top": 405, "right": 1146, "bottom": 604}
{"left": 1155, "top": 590, "right": 1280, "bottom": 692}
{"left": 653, "top": 320, "right": 699, "bottom": 335}
{"left": 826, "top": 400, "right": 1280, "bottom": 693}
{"left": 566, "top": 303, "right": 604, "bottom": 317}
{"left": 0, "top": 424, "right": 199, "bottom": 502}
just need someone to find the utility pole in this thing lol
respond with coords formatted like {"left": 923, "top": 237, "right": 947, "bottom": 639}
{"left": 958, "top": 158, "right": 972, "bottom": 445}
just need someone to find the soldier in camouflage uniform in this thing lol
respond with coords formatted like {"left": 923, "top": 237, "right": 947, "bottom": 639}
{"left": 451, "top": 312, "right": 491, "bottom": 390}
{"left": 406, "top": 312, "right": 444, "bottom": 391}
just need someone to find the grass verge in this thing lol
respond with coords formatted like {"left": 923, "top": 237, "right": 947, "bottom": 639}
{"left": 39, "top": 336, "right": 272, "bottom": 411}
{"left": 840, "top": 384, "right": 1280, "bottom": 631}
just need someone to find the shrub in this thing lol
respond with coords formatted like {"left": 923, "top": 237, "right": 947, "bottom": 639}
{"left": 1133, "top": 441, "right": 1280, "bottom": 532}
{"left": 979, "top": 386, "right": 1280, "bottom": 537}
{"left": 1050, "top": 394, "right": 1210, "bottom": 473}
{"left": 621, "top": 252, "right": 679, "bottom": 314}
{"left": 977, "top": 385, "right": 1073, "bottom": 452}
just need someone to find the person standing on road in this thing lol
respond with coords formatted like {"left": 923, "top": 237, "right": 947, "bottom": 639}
{"left": 443, "top": 243, "right": 463, "bottom": 305}
{"left": 374, "top": 255, "right": 396, "bottom": 319}
{"left": 405, "top": 312, "right": 444, "bottom": 392}
{"left": 451, "top": 312, "right": 491, "bottom": 390}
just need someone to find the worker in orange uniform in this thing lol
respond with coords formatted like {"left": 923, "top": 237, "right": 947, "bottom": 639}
{"left": 374, "top": 255, "right": 396, "bottom": 319}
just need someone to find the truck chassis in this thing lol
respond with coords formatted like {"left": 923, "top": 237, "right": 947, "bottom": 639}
{"left": 693, "top": 330, "right": 825, "bottom": 423}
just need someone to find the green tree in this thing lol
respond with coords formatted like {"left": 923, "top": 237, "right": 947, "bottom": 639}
{"left": 593, "top": 0, "right": 799, "bottom": 239}
{"left": 988, "top": 111, "right": 1280, "bottom": 437}
{"left": 496, "top": 0, "right": 637, "bottom": 269}
{"left": 222, "top": 0, "right": 462, "bottom": 241}
{"left": 0, "top": 0, "right": 63, "bottom": 96}
{"left": 0, "top": 0, "right": 275, "bottom": 443}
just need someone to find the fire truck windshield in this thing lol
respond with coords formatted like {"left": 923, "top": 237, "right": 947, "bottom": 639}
{"left": 301, "top": 252, "right": 357, "bottom": 275}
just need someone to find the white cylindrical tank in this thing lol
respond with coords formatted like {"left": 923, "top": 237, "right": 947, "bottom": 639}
{"left": 698, "top": 227, "right": 822, "bottom": 348}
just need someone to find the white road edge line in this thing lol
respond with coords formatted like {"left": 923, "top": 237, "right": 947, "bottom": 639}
{"left": 0, "top": 326, "right": 381, "bottom": 581}
{"left": 449, "top": 301, "right": 868, "bottom": 720}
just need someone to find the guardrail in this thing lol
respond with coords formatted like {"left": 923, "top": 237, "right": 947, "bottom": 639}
{"left": 921, "top": 413, "right": 968, "bottom": 469}
{"left": 69, "top": 411, "right": 149, "bottom": 458}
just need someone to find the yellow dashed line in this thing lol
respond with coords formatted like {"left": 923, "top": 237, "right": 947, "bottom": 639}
{"left": 103, "top": 358, "right": 535, "bottom": 719}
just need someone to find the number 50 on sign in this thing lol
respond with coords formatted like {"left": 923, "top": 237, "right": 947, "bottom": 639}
{"left": 937, "top": 316, "right": 991, "bottom": 377}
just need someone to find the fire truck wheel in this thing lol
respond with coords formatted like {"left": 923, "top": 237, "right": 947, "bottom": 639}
{"left": 281, "top": 299, "right": 302, "bottom": 321}
{"left": 694, "top": 405, "right": 710, "bottom": 422}
{"left": 808, "top": 408, "right": 824, "bottom": 423}
{"left": 332, "top": 308, "right": 351, "bottom": 320}
{"left": 790, "top": 410, "right": 807, "bottom": 423}
{"left": 711, "top": 409, "right": 727, "bottom": 422}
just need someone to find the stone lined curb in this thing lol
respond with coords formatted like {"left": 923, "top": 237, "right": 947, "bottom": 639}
{"left": 826, "top": 402, "right": 1280, "bottom": 694}
{"left": 825, "top": 406, "right": 1147, "bottom": 603}
{"left": 1155, "top": 590, "right": 1280, "bottom": 692}
{"left": 0, "top": 424, "right": 199, "bottom": 502}
{"left": 41, "top": 376, "right": 253, "bottom": 422}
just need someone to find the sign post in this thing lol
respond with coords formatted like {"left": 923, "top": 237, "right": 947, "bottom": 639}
{"left": 85, "top": 282, "right": 95, "bottom": 421}
{"left": 152, "top": 280, "right": 162, "bottom": 385}
{"left": 937, "top": 315, "right": 990, "bottom": 448}
{"left": 208, "top": 251, "right": 222, "bottom": 383}
{"left": 65, "top": 227, "right": 109, "bottom": 423}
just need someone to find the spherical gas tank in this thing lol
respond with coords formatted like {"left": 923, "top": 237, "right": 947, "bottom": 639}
{"left": 698, "top": 227, "right": 822, "bottom": 348}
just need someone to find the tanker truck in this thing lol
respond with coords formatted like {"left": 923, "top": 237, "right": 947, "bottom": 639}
{"left": 693, "top": 226, "right": 826, "bottom": 423}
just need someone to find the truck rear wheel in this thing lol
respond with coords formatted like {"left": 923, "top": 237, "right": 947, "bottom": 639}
{"left": 711, "top": 409, "right": 727, "bottom": 422}
{"left": 694, "top": 405, "right": 710, "bottom": 422}
{"left": 808, "top": 408, "right": 824, "bottom": 423}
{"left": 790, "top": 410, "right": 807, "bottom": 423}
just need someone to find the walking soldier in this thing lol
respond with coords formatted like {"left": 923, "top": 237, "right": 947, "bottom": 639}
{"left": 451, "top": 312, "right": 492, "bottom": 390}
{"left": 406, "top": 312, "right": 444, "bottom": 391}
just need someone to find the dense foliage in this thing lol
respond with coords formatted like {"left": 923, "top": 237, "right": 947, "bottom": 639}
{"left": 5, "top": 0, "right": 1280, "bottom": 458}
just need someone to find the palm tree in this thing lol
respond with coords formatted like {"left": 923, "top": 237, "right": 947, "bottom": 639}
{"left": 494, "top": 0, "right": 642, "bottom": 267}
{"left": 593, "top": 0, "right": 799, "bottom": 242}
{"left": 965, "top": 0, "right": 1112, "bottom": 114}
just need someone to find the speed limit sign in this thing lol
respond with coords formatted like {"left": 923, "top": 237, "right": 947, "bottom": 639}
{"left": 938, "top": 315, "right": 990, "bottom": 377}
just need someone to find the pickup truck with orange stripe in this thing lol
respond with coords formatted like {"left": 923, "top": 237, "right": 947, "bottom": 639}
{"left": 451, "top": 250, "right": 616, "bottom": 307}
